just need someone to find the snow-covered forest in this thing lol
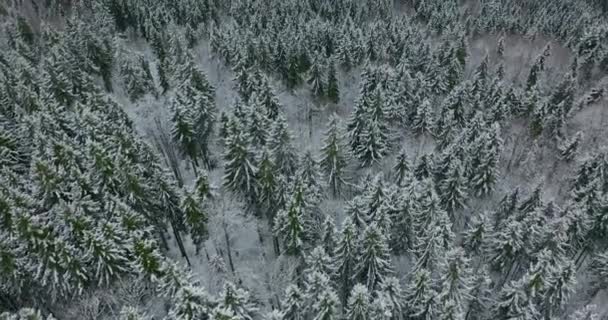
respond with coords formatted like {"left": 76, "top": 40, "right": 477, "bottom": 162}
{"left": 2, "top": 0, "right": 608, "bottom": 319}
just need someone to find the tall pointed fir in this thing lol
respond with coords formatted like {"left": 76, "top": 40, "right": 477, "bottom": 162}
{"left": 354, "top": 91, "right": 390, "bottom": 166}
{"left": 307, "top": 56, "right": 326, "bottom": 98}
{"left": 439, "top": 159, "right": 468, "bottom": 220}
{"left": 273, "top": 182, "right": 311, "bottom": 256}
{"left": 268, "top": 115, "right": 299, "bottom": 178}
{"left": 346, "top": 284, "right": 371, "bottom": 320}
{"left": 281, "top": 284, "right": 305, "bottom": 320}
{"left": 356, "top": 223, "right": 394, "bottom": 292}
{"left": 321, "top": 114, "right": 349, "bottom": 197}
{"left": 404, "top": 268, "right": 438, "bottom": 320}
{"left": 526, "top": 44, "right": 551, "bottom": 91}
{"left": 326, "top": 61, "right": 340, "bottom": 104}
{"left": 255, "top": 148, "right": 281, "bottom": 221}
{"left": 335, "top": 218, "right": 359, "bottom": 309}
{"left": 180, "top": 190, "right": 208, "bottom": 255}
{"left": 393, "top": 149, "right": 412, "bottom": 187}
{"left": 437, "top": 248, "right": 473, "bottom": 312}
{"left": 312, "top": 288, "right": 341, "bottom": 320}
{"left": 222, "top": 127, "right": 257, "bottom": 198}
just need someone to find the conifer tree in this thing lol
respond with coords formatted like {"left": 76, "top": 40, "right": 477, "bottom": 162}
{"left": 404, "top": 269, "right": 438, "bottom": 320}
{"left": 326, "top": 61, "right": 340, "bottom": 104}
{"left": 217, "top": 282, "right": 258, "bottom": 320}
{"left": 437, "top": 249, "right": 473, "bottom": 310}
{"left": 281, "top": 284, "right": 305, "bottom": 320}
{"left": 346, "top": 284, "right": 371, "bottom": 320}
{"left": 356, "top": 223, "right": 394, "bottom": 292}
{"left": 312, "top": 288, "right": 341, "bottom": 320}
{"left": 439, "top": 159, "right": 468, "bottom": 219}
{"left": 335, "top": 219, "right": 358, "bottom": 308}
{"left": 274, "top": 182, "right": 311, "bottom": 256}
{"left": 321, "top": 216, "right": 338, "bottom": 255}
{"left": 181, "top": 191, "right": 208, "bottom": 255}
{"left": 308, "top": 57, "right": 326, "bottom": 98}
{"left": 268, "top": 116, "right": 299, "bottom": 178}
{"left": 320, "top": 115, "right": 349, "bottom": 197}
{"left": 526, "top": 44, "right": 551, "bottom": 91}
{"left": 222, "top": 130, "right": 257, "bottom": 197}
{"left": 412, "top": 99, "right": 435, "bottom": 137}
{"left": 393, "top": 150, "right": 412, "bottom": 187}
{"left": 255, "top": 148, "right": 281, "bottom": 221}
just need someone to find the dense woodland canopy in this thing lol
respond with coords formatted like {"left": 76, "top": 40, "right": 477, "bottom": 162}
{"left": 2, "top": 0, "right": 608, "bottom": 319}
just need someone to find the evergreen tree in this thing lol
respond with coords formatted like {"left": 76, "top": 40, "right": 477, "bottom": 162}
{"left": 321, "top": 216, "right": 338, "bottom": 255}
{"left": 281, "top": 284, "right": 305, "bottom": 320}
{"left": 255, "top": 148, "right": 281, "bottom": 221}
{"left": 326, "top": 61, "right": 340, "bottom": 104}
{"left": 181, "top": 191, "right": 208, "bottom": 255}
{"left": 355, "top": 223, "right": 394, "bottom": 292}
{"left": 217, "top": 282, "right": 258, "bottom": 320}
{"left": 308, "top": 57, "right": 326, "bottom": 98}
{"left": 437, "top": 249, "right": 473, "bottom": 310}
{"left": 335, "top": 219, "right": 358, "bottom": 308}
{"left": 439, "top": 159, "right": 468, "bottom": 219}
{"left": 412, "top": 99, "right": 435, "bottom": 136}
{"left": 274, "top": 182, "right": 311, "bottom": 256}
{"left": 312, "top": 288, "right": 341, "bottom": 320}
{"left": 268, "top": 116, "right": 299, "bottom": 178}
{"left": 320, "top": 114, "right": 349, "bottom": 197}
{"left": 222, "top": 130, "right": 257, "bottom": 197}
{"left": 393, "top": 150, "right": 412, "bottom": 187}
{"left": 526, "top": 44, "right": 551, "bottom": 91}
{"left": 346, "top": 284, "right": 371, "bottom": 320}
{"left": 404, "top": 269, "right": 438, "bottom": 320}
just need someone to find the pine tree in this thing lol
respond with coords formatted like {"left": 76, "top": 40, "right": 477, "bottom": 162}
{"left": 222, "top": 130, "right": 257, "bottom": 197}
{"left": 462, "top": 212, "right": 493, "bottom": 257}
{"left": 414, "top": 154, "right": 434, "bottom": 181}
{"left": 268, "top": 116, "right": 299, "bottom": 178}
{"left": 274, "top": 182, "right": 311, "bottom": 256}
{"left": 281, "top": 284, "right": 305, "bottom": 320}
{"left": 321, "top": 115, "right": 349, "bottom": 197}
{"left": 326, "top": 61, "right": 340, "bottom": 104}
{"left": 526, "top": 44, "right": 551, "bottom": 91}
{"left": 181, "top": 191, "right": 208, "bottom": 254}
{"left": 376, "top": 277, "right": 405, "bottom": 320}
{"left": 312, "top": 288, "right": 341, "bottom": 320}
{"left": 335, "top": 219, "right": 358, "bottom": 308}
{"left": 412, "top": 99, "right": 435, "bottom": 136}
{"left": 346, "top": 284, "right": 371, "bottom": 320}
{"left": 217, "top": 282, "right": 258, "bottom": 320}
{"left": 465, "top": 267, "right": 493, "bottom": 320}
{"left": 356, "top": 223, "right": 394, "bottom": 292}
{"left": 354, "top": 91, "right": 390, "bottom": 167}
{"left": 171, "top": 98, "right": 199, "bottom": 171}
{"left": 321, "top": 216, "right": 338, "bottom": 255}
{"left": 393, "top": 150, "right": 412, "bottom": 187}
{"left": 167, "top": 285, "right": 214, "bottom": 320}
{"left": 255, "top": 148, "right": 281, "bottom": 221}
{"left": 308, "top": 57, "right": 326, "bottom": 98}
{"left": 439, "top": 159, "right": 468, "bottom": 219}
{"left": 437, "top": 249, "right": 473, "bottom": 309}
{"left": 404, "top": 269, "right": 438, "bottom": 320}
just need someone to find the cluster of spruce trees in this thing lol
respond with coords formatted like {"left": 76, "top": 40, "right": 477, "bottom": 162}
{"left": 2, "top": 0, "right": 608, "bottom": 319}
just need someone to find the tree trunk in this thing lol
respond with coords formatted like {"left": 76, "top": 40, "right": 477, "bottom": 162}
{"left": 223, "top": 222, "right": 236, "bottom": 273}
{"left": 171, "top": 222, "right": 191, "bottom": 267}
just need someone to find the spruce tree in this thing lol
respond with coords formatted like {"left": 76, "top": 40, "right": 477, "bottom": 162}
{"left": 404, "top": 269, "right": 438, "bottom": 320}
{"left": 222, "top": 130, "right": 257, "bottom": 197}
{"left": 355, "top": 223, "right": 394, "bottom": 292}
{"left": 335, "top": 219, "right": 358, "bottom": 308}
{"left": 307, "top": 57, "right": 326, "bottom": 98}
{"left": 281, "top": 284, "right": 305, "bottom": 320}
{"left": 312, "top": 288, "right": 341, "bottom": 320}
{"left": 326, "top": 61, "right": 340, "bottom": 104}
{"left": 273, "top": 182, "right": 311, "bottom": 256}
{"left": 393, "top": 149, "right": 412, "bottom": 187}
{"left": 320, "top": 114, "right": 349, "bottom": 197}
{"left": 346, "top": 284, "right": 371, "bottom": 320}
{"left": 439, "top": 159, "right": 468, "bottom": 219}
{"left": 268, "top": 116, "right": 299, "bottom": 178}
